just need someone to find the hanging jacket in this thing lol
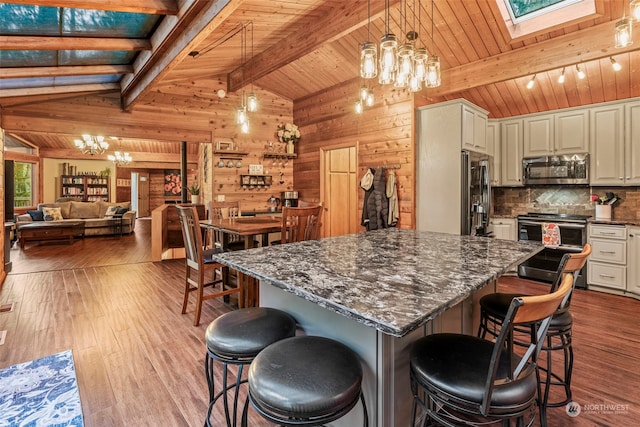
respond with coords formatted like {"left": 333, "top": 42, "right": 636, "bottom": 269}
{"left": 364, "top": 167, "right": 389, "bottom": 230}
{"left": 386, "top": 171, "right": 398, "bottom": 226}
{"left": 360, "top": 168, "right": 374, "bottom": 228}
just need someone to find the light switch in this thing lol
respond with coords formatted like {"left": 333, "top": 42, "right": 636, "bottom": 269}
{"left": 217, "top": 195, "right": 225, "bottom": 202}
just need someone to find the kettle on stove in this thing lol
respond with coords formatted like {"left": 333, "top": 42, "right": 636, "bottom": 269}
{"left": 267, "top": 195, "right": 280, "bottom": 212}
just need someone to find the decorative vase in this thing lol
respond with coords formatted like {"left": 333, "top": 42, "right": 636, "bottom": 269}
{"left": 191, "top": 195, "right": 200, "bottom": 205}
{"left": 286, "top": 141, "right": 295, "bottom": 155}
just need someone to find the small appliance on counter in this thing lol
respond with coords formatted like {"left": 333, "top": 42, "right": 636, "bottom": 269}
{"left": 267, "top": 195, "right": 280, "bottom": 212}
{"left": 282, "top": 191, "right": 299, "bottom": 207}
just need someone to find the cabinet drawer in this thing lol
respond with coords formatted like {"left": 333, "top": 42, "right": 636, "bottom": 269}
{"left": 588, "top": 262, "right": 626, "bottom": 290}
{"left": 589, "top": 224, "right": 626, "bottom": 239}
{"left": 589, "top": 238, "right": 627, "bottom": 264}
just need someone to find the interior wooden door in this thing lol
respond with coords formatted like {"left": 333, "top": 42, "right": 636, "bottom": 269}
{"left": 322, "top": 146, "right": 358, "bottom": 237}
{"left": 137, "top": 172, "right": 150, "bottom": 217}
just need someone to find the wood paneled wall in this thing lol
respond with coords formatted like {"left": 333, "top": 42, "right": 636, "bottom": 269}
{"left": 293, "top": 80, "right": 415, "bottom": 229}
{"left": 1, "top": 127, "right": 5, "bottom": 283}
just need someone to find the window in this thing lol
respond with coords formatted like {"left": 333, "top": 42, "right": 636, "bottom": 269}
{"left": 14, "top": 161, "right": 35, "bottom": 208}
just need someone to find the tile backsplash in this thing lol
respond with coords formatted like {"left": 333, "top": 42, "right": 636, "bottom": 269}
{"left": 493, "top": 186, "right": 640, "bottom": 221}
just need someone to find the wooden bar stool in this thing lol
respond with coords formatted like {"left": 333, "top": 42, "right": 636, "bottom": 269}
{"left": 241, "top": 335, "right": 368, "bottom": 426}
{"left": 205, "top": 307, "right": 297, "bottom": 427}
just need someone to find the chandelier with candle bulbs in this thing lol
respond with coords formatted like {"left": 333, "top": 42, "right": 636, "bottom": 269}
{"left": 108, "top": 151, "right": 133, "bottom": 166}
{"left": 74, "top": 134, "right": 108, "bottom": 155}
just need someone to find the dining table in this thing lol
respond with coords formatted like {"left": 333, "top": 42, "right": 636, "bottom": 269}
{"left": 200, "top": 215, "right": 282, "bottom": 307}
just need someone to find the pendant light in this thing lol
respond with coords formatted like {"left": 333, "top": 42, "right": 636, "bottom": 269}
{"left": 614, "top": 13, "right": 633, "bottom": 48}
{"left": 632, "top": 0, "right": 640, "bottom": 21}
{"left": 379, "top": 0, "right": 398, "bottom": 84}
{"left": 360, "top": 0, "right": 378, "bottom": 79}
{"left": 425, "top": 0, "right": 441, "bottom": 88}
{"left": 246, "top": 22, "right": 258, "bottom": 112}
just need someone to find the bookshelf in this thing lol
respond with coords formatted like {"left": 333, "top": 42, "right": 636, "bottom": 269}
{"left": 61, "top": 175, "right": 110, "bottom": 202}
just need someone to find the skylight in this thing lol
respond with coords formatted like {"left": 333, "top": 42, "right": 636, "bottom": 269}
{"left": 505, "top": 0, "right": 583, "bottom": 24}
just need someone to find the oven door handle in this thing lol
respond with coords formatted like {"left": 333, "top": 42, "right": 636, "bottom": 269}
{"left": 518, "top": 220, "right": 586, "bottom": 229}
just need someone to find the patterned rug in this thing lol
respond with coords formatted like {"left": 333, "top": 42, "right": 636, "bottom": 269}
{"left": 0, "top": 350, "right": 84, "bottom": 427}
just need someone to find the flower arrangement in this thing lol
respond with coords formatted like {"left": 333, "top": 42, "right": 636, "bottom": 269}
{"left": 591, "top": 192, "right": 620, "bottom": 205}
{"left": 276, "top": 123, "right": 301, "bottom": 144}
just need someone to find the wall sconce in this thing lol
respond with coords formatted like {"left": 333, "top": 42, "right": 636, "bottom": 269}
{"left": 526, "top": 75, "right": 536, "bottom": 89}
{"left": 576, "top": 64, "right": 586, "bottom": 79}
{"left": 558, "top": 67, "right": 565, "bottom": 84}
{"left": 615, "top": 15, "right": 633, "bottom": 48}
{"left": 610, "top": 56, "right": 622, "bottom": 71}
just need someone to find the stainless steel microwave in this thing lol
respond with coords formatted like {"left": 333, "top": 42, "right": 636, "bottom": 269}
{"left": 522, "top": 153, "right": 589, "bottom": 185}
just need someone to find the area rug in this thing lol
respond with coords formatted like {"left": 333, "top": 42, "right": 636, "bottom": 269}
{"left": 0, "top": 350, "right": 84, "bottom": 427}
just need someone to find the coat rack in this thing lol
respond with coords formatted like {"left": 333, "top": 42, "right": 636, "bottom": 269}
{"left": 366, "top": 164, "right": 401, "bottom": 170}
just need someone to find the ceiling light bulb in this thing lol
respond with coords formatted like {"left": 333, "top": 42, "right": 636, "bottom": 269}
{"left": 610, "top": 57, "right": 622, "bottom": 72}
{"left": 378, "top": 33, "right": 398, "bottom": 85}
{"left": 365, "top": 89, "right": 374, "bottom": 107}
{"left": 576, "top": 64, "right": 585, "bottom": 79}
{"left": 360, "top": 86, "right": 368, "bottom": 101}
{"left": 240, "top": 120, "right": 250, "bottom": 134}
{"left": 425, "top": 55, "right": 441, "bottom": 88}
{"left": 632, "top": 0, "right": 640, "bottom": 22}
{"left": 355, "top": 100, "right": 363, "bottom": 114}
{"left": 246, "top": 93, "right": 258, "bottom": 112}
{"left": 614, "top": 16, "right": 633, "bottom": 48}
{"left": 526, "top": 75, "right": 536, "bottom": 89}
{"left": 236, "top": 106, "right": 247, "bottom": 124}
{"left": 558, "top": 68, "right": 565, "bottom": 84}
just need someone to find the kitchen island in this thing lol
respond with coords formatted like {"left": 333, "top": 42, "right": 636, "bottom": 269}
{"left": 213, "top": 228, "right": 542, "bottom": 426}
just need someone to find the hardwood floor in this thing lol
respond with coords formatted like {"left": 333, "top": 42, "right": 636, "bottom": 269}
{"left": 1, "top": 221, "right": 639, "bottom": 426}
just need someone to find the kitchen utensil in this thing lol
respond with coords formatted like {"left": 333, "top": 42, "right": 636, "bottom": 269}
{"left": 218, "top": 160, "right": 225, "bottom": 168}
{"left": 236, "top": 160, "right": 243, "bottom": 168}
{"left": 227, "top": 160, "right": 234, "bottom": 168}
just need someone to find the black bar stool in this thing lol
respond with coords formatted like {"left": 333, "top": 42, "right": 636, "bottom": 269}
{"left": 241, "top": 335, "right": 368, "bottom": 426}
{"left": 205, "top": 307, "right": 297, "bottom": 427}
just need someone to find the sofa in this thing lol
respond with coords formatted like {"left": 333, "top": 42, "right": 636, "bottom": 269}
{"left": 16, "top": 200, "right": 137, "bottom": 237}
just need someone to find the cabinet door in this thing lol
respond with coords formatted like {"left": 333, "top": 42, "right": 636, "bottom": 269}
{"left": 490, "top": 218, "right": 516, "bottom": 240}
{"left": 486, "top": 121, "right": 500, "bottom": 186}
{"left": 462, "top": 105, "right": 475, "bottom": 151}
{"left": 590, "top": 105, "right": 624, "bottom": 185}
{"left": 625, "top": 102, "right": 640, "bottom": 185}
{"left": 474, "top": 113, "right": 488, "bottom": 153}
{"left": 628, "top": 227, "right": 640, "bottom": 295}
{"left": 500, "top": 120, "right": 523, "bottom": 186}
{"left": 555, "top": 110, "right": 589, "bottom": 154}
{"left": 523, "top": 115, "right": 553, "bottom": 157}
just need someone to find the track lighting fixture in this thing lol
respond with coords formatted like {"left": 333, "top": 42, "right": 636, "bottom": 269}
{"left": 558, "top": 68, "right": 565, "bottom": 84}
{"left": 526, "top": 75, "right": 536, "bottom": 89}
{"left": 576, "top": 64, "right": 586, "bottom": 79}
{"left": 610, "top": 57, "right": 622, "bottom": 71}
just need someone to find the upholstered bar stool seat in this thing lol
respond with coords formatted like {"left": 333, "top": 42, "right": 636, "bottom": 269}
{"left": 205, "top": 307, "right": 297, "bottom": 427}
{"left": 243, "top": 335, "right": 368, "bottom": 426}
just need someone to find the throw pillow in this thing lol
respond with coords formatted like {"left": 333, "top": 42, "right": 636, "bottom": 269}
{"left": 27, "top": 210, "right": 45, "bottom": 221}
{"left": 42, "top": 207, "right": 63, "bottom": 221}
{"left": 105, "top": 205, "right": 120, "bottom": 217}
{"left": 115, "top": 207, "right": 129, "bottom": 215}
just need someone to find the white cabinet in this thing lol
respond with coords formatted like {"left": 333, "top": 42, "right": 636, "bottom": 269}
{"left": 590, "top": 105, "right": 625, "bottom": 185}
{"left": 627, "top": 226, "right": 640, "bottom": 295}
{"left": 489, "top": 218, "right": 517, "bottom": 241}
{"left": 588, "top": 224, "right": 627, "bottom": 291}
{"left": 554, "top": 109, "right": 589, "bottom": 154}
{"left": 462, "top": 103, "right": 488, "bottom": 154}
{"left": 523, "top": 115, "right": 553, "bottom": 157}
{"left": 500, "top": 119, "right": 523, "bottom": 186}
{"left": 486, "top": 121, "right": 500, "bottom": 186}
{"left": 624, "top": 102, "right": 640, "bottom": 185}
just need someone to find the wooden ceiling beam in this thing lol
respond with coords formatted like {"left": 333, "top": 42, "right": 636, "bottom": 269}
{"left": 4, "top": 0, "right": 179, "bottom": 15}
{"left": 120, "top": 0, "right": 241, "bottom": 111}
{"left": 0, "top": 36, "right": 150, "bottom": 50}
{"left": 0, "top": 83, "right": 120, "bottom": 98}
{"left": 227, "top": 0, "right": 401, "bottom": 93}
{"left": 38, "top": 148, "right": 193, "bottom": 163}
{"left": 429, "top": 20, "right": 640, "bottom": 97}
{"left": 0, "top": 65, "right": 133, "bottom": 79}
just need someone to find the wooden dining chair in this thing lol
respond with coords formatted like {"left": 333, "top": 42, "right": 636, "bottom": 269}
{"left": 176, "top": 205, "right": 243, "bottom": 326}
{"left": 279, "top": 205, "right": 323, "bottom": 243}
{"left": 208, "top": 200, "right": 245, "bottom": 250}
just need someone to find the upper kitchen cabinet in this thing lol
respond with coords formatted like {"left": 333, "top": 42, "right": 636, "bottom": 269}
{"left": 590, "top": 100, "right": 639, "bottom": 186}
{"left": 523, "top": 110, "right": 589, "bottom": 157}
{"left": 624, "top": 101, "right": 640, "bottom": 185}
{"left": 487, "top": 121, "right": 501, "bottom": 186}
{"left": 461, "top": 102, "right": 489, "bottom": 154}
{"left": 500, "top": 119, "right": 524, "bottom": 186}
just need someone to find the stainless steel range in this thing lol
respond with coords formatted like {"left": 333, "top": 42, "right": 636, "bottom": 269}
{"left": 517, "top": 212, "right": 591, "bottom": 289}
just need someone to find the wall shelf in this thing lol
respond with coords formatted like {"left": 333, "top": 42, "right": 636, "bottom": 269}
{"left": 263, "top": 152, "right": 297, "bottom": 159}
{"left": 240, "top": 174, "right": 273, "bottom": 188}
{"left": 214, "top": 150, "right": 249, "bottom": 156}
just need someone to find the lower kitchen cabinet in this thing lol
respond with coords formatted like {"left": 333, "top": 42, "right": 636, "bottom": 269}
{"left": 489, "top": 218, "right": 517, "bottom": 241}
{"left": 628, "top": 226, "right": 640, "bottom": 296}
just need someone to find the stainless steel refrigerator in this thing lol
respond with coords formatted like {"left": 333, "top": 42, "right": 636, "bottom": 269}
{"left": 460, "top": 150, "right": 491, "bottom": 236}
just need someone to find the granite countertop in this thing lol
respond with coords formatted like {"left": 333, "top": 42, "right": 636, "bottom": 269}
{"left": 589, "top": 218, "right": 640, "bottom": 227}
{"left": 213, "top": 228, "right": 542, "bottom": 337}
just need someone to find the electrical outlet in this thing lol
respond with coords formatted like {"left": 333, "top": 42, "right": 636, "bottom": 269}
{"left": 217, "top": 195, "right": 225, "bottom": 202}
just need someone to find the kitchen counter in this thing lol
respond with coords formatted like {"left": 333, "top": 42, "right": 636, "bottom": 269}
{"left": 213, "top": 228, "right": 542, "bottom": 336}
{"left": 213, "top": 228, "right": 542, "bottom": 426}
{"left": 589, "top": 218, "right": 640, "bottom": 226}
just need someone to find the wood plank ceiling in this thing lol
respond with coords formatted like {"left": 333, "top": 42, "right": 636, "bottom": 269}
{"left": 1, "top": 0, "right": 640, "bottom": 153}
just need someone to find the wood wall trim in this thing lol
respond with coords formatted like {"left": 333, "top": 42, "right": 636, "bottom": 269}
{"left": 3, "top": 0, "right": 179, "bottom": 15}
